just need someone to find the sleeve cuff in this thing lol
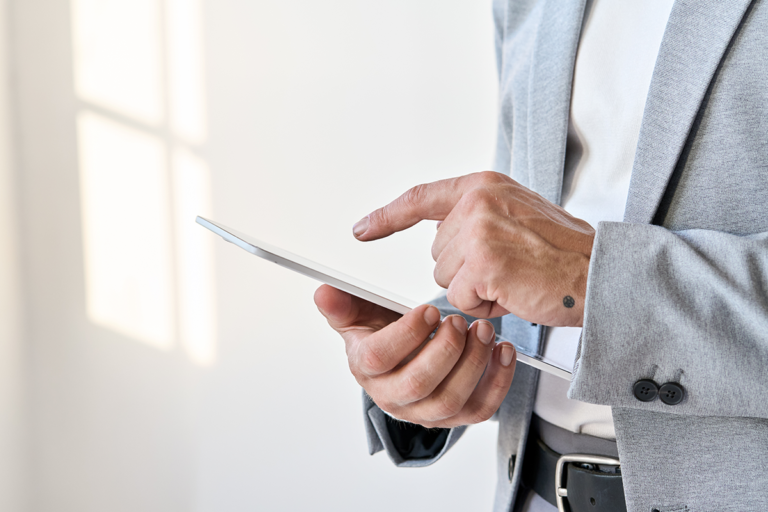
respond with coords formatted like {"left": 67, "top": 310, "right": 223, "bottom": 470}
{"left": 362, "top": 390, "right": 466, "bottom": 467}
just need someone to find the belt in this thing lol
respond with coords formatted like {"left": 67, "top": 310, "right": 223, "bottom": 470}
{"left": 521, "top": 416, "right": 627, "bottom": 512}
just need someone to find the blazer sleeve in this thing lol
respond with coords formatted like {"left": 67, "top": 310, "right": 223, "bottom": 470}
{"left": 569, "top": 221, "right": 768, "bottom": 418}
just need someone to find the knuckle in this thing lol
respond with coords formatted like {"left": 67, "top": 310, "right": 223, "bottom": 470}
{"left": 401, "top": 320, "right": 427, "bottom": 349}
{"left": 401, "top": 184, "right": 428, "bottom": 209}
{"left": 358, "top": 344, "right": 388, "bottom": 376}
{"left": 368, "top": 207, "right": 390, "bottom": 229}
{"left": 369, "top": 391, "right": 406, "bottom": 421}
{"left": 400, "top": 370, "right": 431, "bottom": 403}
{"left": 463, "top": 187, "right": 494, "bottom": 210}
{"left": 438, "top": 329, "right": 466, "bottom": 361}
{"left": 488, "top": 373, "right": 512, "bottom": 397}
{"left": 468, "top": 404, "right": 496, "bottom": 425}
{"left": 466, "top": 229, "right": 490, "bottom": 255}
{"left": 475, "top": 170, "right": 504, "bottom": 185}
{"left": 347, "top": 346, "right": 365, "bottom": 379}
{"left": 435, "top": 390, "right": 464, "bottom": 419}
{"left": 348, "top": 360, "right": 364, "bottom": 382}
{"left": 466, "top": 347, "right": 490, "bottom": 374}
{"left": 445, "top": 288, "right": 465, "bottom": 313}
{"left": 378, "top": 401, "right": 398, "bottom": 417}
{"left": 431, "top": 238, "right": 441, "bottom": 262}
{"left": 384, "top": 405, "right": 410, "bottom": 423}
{"left": 433, "top": 263, "right": 450, "bottom": 289}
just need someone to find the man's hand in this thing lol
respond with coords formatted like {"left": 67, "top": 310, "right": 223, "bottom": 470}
{"left": 314, "top": 284, "right": 516, "bottom": 428}
{"left": 352, "top": 171, "right": 595, "bottom": 327}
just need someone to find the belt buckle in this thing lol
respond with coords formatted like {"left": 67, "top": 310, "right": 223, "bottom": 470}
{"left": 555, "top": 453, "right": 620, "bottom": 512}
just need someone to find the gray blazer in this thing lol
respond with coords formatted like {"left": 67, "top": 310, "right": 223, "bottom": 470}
{"left": 363, "top": 0, "right": 768, "bottom": 510}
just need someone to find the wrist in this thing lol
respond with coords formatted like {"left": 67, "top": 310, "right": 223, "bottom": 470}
{"left": 569, "top": 253, "right": 589, "bottom": 327}
{"left": 567, "top": 231, "right": 594, "bottom": 326}
{"left": 551, "top": 250, "right": 589, "bottom": 328}
{"left": 526, "top": 250, "right": 589, "bottom": 328}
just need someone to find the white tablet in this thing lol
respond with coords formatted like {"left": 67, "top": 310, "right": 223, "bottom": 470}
{"left": 197, "top": 216, "right": 572, "bottom": 381}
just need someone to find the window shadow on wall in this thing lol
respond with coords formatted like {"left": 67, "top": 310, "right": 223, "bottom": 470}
{"left": 71, "top": 0, "right": 216, "bottom": 365}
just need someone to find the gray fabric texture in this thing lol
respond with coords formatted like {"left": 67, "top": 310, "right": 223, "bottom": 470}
{"left": 612, "top": 408, "right": 768, "bottom": 512}
{"left": 362, "top": 0, "right": 768, "bottom": 510}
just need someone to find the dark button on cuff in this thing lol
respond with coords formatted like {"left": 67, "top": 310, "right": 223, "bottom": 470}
{"left": 633, "top": 379, "right": 659, "bottom": 402}
{"left": 659, "top": 382, "right": 685, "bottom": 405}
{"left": 508, "top": 454, "right": 516, "bottom": 482}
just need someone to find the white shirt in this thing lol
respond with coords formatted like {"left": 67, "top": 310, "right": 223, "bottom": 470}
{"left": 525, "top": 0, "right": 674, "bottom": 509}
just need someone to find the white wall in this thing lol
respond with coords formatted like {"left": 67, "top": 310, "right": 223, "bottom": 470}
{"left": 0, "top": 0, "right": 25, "bottom": 508}
{"left": 10, "top": 0, "right": 500, "bottom": 510}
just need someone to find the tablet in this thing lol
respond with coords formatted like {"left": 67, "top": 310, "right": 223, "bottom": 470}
{"left": 196, "top": 216, "right": 572, "bottom": 381}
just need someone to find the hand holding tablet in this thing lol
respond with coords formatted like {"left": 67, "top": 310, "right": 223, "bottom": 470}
{"left": 197, "top": 215, "right": 572, "bottom": 428}
{"left": 196, "top": 216, "right": 571, "bottom": 381}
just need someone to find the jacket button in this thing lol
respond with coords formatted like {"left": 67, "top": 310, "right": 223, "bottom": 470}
{"left": 633, "top": 379, "right": 659, "bottom": 402}
{"left": 659, "top": 382, "right": 685, "bottom": 405}
{"left": 508, "top": 454, "right": 516, "bottom": 482}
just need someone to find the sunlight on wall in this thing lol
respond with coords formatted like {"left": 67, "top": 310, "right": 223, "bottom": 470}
{"left": 173, "top": 148, "right": 216, "bottom": 365}
{"left": 77, "top": 112, "right": 175, "bottom": 350}
{"left": 71, "top": 0, "right": 163, "bottom": 125}
{"left": 72, "top": 0, "right": 216, "bottom": 363}
{"left": 167, "top": 0, "right": 207, "bottom": 144}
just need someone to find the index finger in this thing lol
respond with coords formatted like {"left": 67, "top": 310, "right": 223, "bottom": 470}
{"left": 353, "top": 176, "right": 468, "bottom": 241}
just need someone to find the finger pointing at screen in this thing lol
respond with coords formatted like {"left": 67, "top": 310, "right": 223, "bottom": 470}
{"left": 352, "top": 171, "right": 595, "bottom": 327}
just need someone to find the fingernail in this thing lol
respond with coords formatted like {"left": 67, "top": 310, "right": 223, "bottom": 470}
{"left": 450, "top": 315, "right": 467, "bottom": 332}
{"left": 475, "top": 321, "right": 495, "bottom": 345}
{"left": 500, "top": 345, "right": 515, "bottom": 367}
{"left": 423, "top": 306, "right": 440, "bottom": 326}
{"left": 353, "top": 216, "right": 369, "bottom": 238}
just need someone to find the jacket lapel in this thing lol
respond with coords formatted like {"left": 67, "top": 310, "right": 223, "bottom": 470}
{"left": 527, "top": 0, "right": 588, "bottom": 205}
{"left": 623, "top": 0, "right": 755, "bottom": 224}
